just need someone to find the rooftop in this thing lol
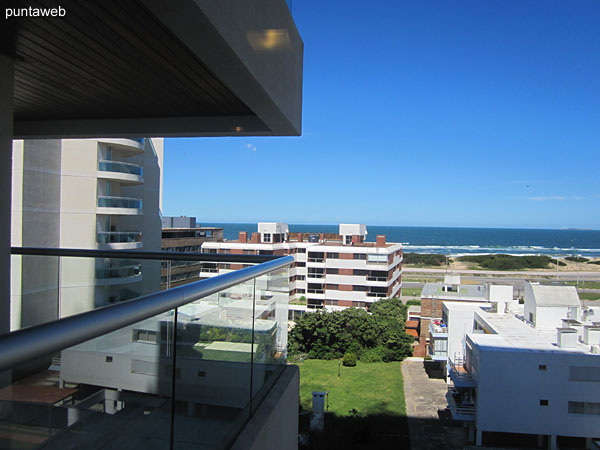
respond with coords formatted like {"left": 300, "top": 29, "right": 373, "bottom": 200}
{"left": 422, "top": 283, "right": 488, "bottom": 301}
{"left": 468, "top": 307, "right": 600, "bottom": 354}
{"left": 529, "top": 284, "right": 581, "bottom": 307}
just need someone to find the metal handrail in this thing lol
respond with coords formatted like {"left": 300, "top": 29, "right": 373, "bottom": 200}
{"left": 0, "top": 255, "right": 293, "bottom": 372}
{"left": 11, "top": 246, "right": 278, "bottom": 263}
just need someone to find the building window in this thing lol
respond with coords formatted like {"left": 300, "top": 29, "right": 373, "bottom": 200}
{"left": 263, "top": 233, "right": 271, "bottom": 242}
{"left": 539, "top": 365, "right": 547, "bottom": 371}
{"left": 327, "top": 268, "right": 339, "bottom": 275}
{"left": 326, "top": 252, "right": 339, "bottom": 259}
{"left": 308, "top": 268, "right": 325, "bottom": 278}
{"left": 308, "top": 252, "right": 325, "bottom": 263}
{"left": 353, "top": 253, "right": 366, "bottom": 260}
{"left": 297, "top": 248, "right": 306, "bottom": 253}
{"left": 569, "top": 366, "right": 600, "bottom": 382}
{"left": 345, "top": 236, "right": 352, "bottom": 244}
{"left": 568, "top": 401, "right": 600, "bottom": 415}
{"left": 540, "top": 400, "right": 548, "bottom": 406}
{"left": 106, "top": 356, "right": 113, "bottom": 363}
{"left": 367, "top": 254, "right": 387, "bottom": 263}
{"left": 133, "top": 329, "right": 159, "bottom": 344}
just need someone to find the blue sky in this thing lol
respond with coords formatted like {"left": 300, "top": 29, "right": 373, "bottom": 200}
{"left": 163, "top": 0, "right": 600, "bottom": 229}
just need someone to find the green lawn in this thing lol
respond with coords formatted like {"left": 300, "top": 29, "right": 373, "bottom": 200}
{"left": 579, "top": 293, "right": 600, "bottom": 301}
{"left": 565, "top": 281, "right": 600, "bottom": 289}
{"left": 298, "top": 359, "right": 405, "bottom": 417}
{"left": 401, "top": 287, "right": 421, "bottom": 297}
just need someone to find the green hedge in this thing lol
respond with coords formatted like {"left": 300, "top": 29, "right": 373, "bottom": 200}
{"left": 456, "top": 254, "right": 565, "bottom": 270}
{"left": 403, "top": 253, "right": 447, "bottom": 266}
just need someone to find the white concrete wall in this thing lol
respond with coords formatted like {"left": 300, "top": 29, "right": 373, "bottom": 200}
{"left": 475, "top": 348, "right": 600, "bottom": 438}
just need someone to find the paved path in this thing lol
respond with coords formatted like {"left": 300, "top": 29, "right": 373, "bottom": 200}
{"left": 402, "top": 359, "right": 466, "bottom": 450}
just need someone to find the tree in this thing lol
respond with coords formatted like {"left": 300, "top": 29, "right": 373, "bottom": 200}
{"left": 288, "top": 298, "right": 413, "bottom": 362}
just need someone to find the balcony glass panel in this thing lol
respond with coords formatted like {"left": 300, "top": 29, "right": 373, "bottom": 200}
{"left": 98, "top": 160, "right": 143, "bottom": 176}
{"left": 96, "top": 261, "right": 142, "bottom": 279}
{"left": 98, "top": 196, "right": 142, "bottom": 209}
{"left": 5, "top": 250, "right": 291, "bottom": 449}
{"left": 97, "top": 231, "right": 142, "bottom": 244}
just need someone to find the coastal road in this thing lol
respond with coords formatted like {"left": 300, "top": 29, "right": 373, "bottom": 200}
{"left": 403, "top": 267, "right": 600, "bottom": 281}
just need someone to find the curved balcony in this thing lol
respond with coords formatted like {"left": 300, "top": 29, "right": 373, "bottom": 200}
{"left": 97, "top": 138, "right": 145, "bottom": 155}
{"left": 97, "top": 231, "right": 143, "bottom": 250}
{"left": 96, "top": 262, "right": 142, "bottom": 286}
{"left": 97, "top": 196, "right": 143, "bottom": 215}
{"left": 98, "top": 160, "right": 144, "bottom": 184}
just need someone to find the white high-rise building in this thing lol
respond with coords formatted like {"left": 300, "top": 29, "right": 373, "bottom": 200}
{"left": 10, "top": 138, "right": 163, "bottom": 330}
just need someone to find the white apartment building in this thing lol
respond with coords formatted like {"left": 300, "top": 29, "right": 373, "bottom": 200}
{"left": 201, "top": 223, "right": 403, "bottom": 310}
{"left": 11, "top": 138, "right": 163, "bottom": 330}
{"left": 445, "top": 283, "right": 600, "bottom": 449}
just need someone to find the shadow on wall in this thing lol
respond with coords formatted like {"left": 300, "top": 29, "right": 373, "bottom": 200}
{"left": 423, "top": 360, "right": 445, "bottom": 379}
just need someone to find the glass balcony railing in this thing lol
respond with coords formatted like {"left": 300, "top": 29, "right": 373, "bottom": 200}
{"left": 5, "top": 247, "right": 292, "bottom": 450}
{"left": 96, "top": 263, "right": 142, "bottom": 279}
{"left": 98, "top": 160, "right": 143, "bottom": 176}
{"left": 98, "top": 196, "right": 142, "bottom": 209}
{"left": 97, "top": 231, "right": 142, "bottom": 244}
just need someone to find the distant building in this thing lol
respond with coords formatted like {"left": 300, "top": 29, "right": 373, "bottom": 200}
{"left": 160, "top": 217, "right": 223, "bottom": 289}
{"left": 445, "top": 283, "right": 600, "bottom": 449}
{"left": 202, "top": 222, "right": 403, "bottom": 310}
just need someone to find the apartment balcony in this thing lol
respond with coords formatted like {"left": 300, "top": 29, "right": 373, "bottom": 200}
{"left": 97, "top": 196, "right": 143, "bottom": 215}
{"left": 429, "top": 322, "right": 449, "bottom": 338}
{"left": 98, "top": 160, "right": 144, "bottom": 184}
{"left": 366, "top": 277, "right": 388, "bottom": 287}
{"left": 3, "top": 247, "right": 295, "bottom": 449}
{"left": 97, "top": 231, "right": 143, "bottom": 250}
{"left": 96, "top": 262, "right": 142, "bottom": 286}
{"left": 446, "top": 387, "right": 476, "bottom": 422}
{"left": 306, "top": 275, "right": 325, "bottom": 283}
{"left": 96, "top": 139, "right": 145, "bottom": 155}
{"left": 448, "top": 357, "right": 476, "bottom": 388}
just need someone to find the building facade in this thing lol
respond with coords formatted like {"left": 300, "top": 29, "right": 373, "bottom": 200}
{"left": 11, "top": 138, "right": 163, "bottom": 330}
{"left": 201, "top": 222, "right": 402, "bottom": 310}
{"left": 421, "top": 275, "right": 513, "bottom": 360}
{"left": 445, "top": 283, "right": 600, "bottom": 449}
{"left": 161, "top": 216, "right": 223, "bottom": 289}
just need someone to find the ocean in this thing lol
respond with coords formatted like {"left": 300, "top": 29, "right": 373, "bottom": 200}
{"left": 201, "top": 223, "right": 600, "bottom": 258}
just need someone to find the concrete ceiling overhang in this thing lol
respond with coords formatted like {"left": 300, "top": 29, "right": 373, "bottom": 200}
{"left": 2, "top": 0, "right": 303, "bottom": 138}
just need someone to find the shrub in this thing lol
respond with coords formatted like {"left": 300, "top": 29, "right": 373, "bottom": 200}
{"left": 457, "top": 254, "right": 565, "bottom": 270}
{"left": 406, "top": 299, "right": 421, "bottom": 306}
{"left": 565, "top": 256, "right": 589, "bottom": 263}
{"left": 361, "top": 346, "right": 386, "bottom": 363}
{"left": 588, "top": 260, "right": 600, "bottom": 265}
{"left": 345, "top": 341, "right": 363, "bottom": 359}
{"left": 342, "top": 352, "right": 357, "bottom": 367}
{"left": 403, "top": 253, "right": 447, "bottom": 266}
